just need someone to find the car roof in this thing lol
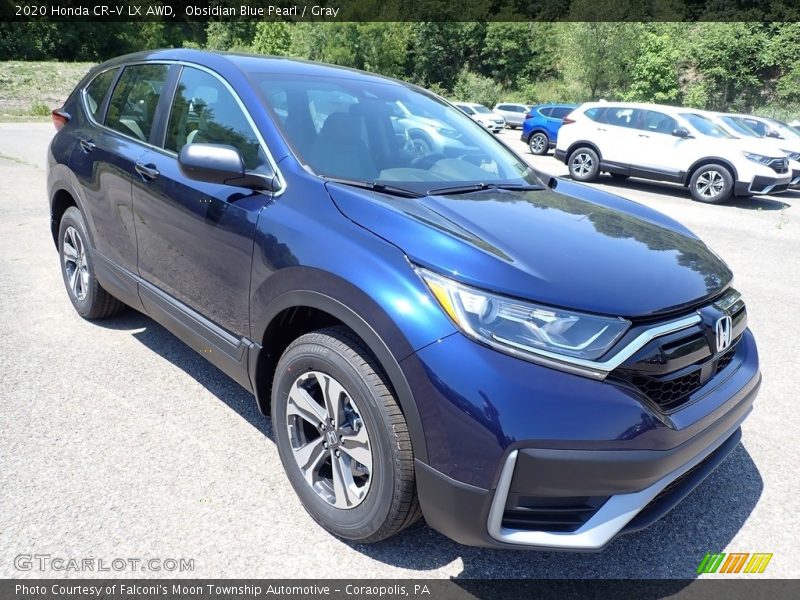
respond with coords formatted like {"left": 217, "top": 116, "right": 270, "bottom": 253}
{"left": 89, "top": 48, "right": 424, "bottom": 91}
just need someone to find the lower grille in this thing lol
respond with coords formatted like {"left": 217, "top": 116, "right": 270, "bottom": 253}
{"left": 502, "top": 496, "right": 608, "bottom": 533}
{"left": 630, "top": 369, "right": 702, "bottom": 412}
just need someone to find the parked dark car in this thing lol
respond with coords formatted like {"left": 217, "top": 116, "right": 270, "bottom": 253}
{"left": 47, "top": 50, "right": 760, "bottom": 550}
{"left": 522, "top": 103, "right": 578, "bottom": 155}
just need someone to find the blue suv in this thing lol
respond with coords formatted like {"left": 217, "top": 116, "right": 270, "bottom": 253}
{"left": 522, "top": 103, "right": 578, "bottom": 155}
{"left": 47, "top": 50, "right": 760, "bottom": 550}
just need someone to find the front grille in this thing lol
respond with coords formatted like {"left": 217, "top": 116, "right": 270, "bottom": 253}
{"left": 502, "top": 496, "right": 608, "bottom": 533}
{"left": 768, "top": 157, "right": 789, "bottom": 173}
{"left": 630, "top": 369, "right": 703, "bottom": 412}
{"left": 716, "top": 346, "right": 736, "bottom": 372}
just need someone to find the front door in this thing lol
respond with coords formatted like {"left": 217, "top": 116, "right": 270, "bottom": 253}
{"left": 132, "top": 65, "right": 272, "bottom": 340}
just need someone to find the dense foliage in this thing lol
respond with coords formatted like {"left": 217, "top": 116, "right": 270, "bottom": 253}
{"left": 2, "top": 21, "right": 800, "bottom": 116}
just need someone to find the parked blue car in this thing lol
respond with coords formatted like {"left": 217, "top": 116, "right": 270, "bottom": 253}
{"left": 522, "top": 103, "right": 578, "bottom": 155}
{"left": 47, "top": 50, "right": 759, "bottom": 550}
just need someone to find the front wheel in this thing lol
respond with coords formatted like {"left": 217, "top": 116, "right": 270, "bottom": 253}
{"left": 529, "top": 132, "right": 549, "bottom": 155}
{"left": 568, "top": 147, "right": 600, "bottom": 182}
{"left": 271, "top": 326, "right": 420, "bottom": 543}
{"left": 689, "top": 165, "right": 733, "bottom": 203}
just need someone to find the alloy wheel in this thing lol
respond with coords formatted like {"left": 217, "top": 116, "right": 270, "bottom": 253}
{"left": 285, "top": 371, "right": 372, "bottom": 509}
{"left": 530, "top": 134, "right": 547, "bottom": 154}
{"left": 62, "top": 226, "right": 89, "bottom": 302}
{"left": 696, "top": 170, "right": 725, "bottom": 199}
{"left": 571, "top": 152, "right": 593, "bottom": 177}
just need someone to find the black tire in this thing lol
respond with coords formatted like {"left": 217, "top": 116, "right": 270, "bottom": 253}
{"left": 410, "top": 134, "right": 432, "bottom": 158}
{"left": 529, "top": 132, "right": 549, "bottom": 155}
{"left": 271, "top": 326, "right": 420, "bottom": 543}
{"left": 568, "top": 147, "right": 601, "bottom": 182}
{"left": 688, "top": 164, "right": 734, "bottom": 203}
{"left": 58, "top": 206, "right": 125, "bottom": 320}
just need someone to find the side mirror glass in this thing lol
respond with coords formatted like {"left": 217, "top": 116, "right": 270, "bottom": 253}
{"left": 178, "top": 143, "right": 276, "bottom": 191}
{"left": 672, "top": 127, "right": 691, "bottom": 138}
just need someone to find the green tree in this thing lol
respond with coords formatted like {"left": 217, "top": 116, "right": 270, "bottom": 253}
{"left": 557, "top": 21, "right": 643, "bottom": 99}
{"left": 623, "top": 23, "right": 686, "bottom": 103}
{"left": 251, "top": 22, "right": 292, "bottom": 56}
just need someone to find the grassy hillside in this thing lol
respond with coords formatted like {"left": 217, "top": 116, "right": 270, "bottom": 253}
{"left": 0, "top": 61, "right": 95, "bottom": 117}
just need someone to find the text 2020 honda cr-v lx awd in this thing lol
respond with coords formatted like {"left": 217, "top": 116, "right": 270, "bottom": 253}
{"left": 47, "top": 50, "right": 760, "bottom": 550}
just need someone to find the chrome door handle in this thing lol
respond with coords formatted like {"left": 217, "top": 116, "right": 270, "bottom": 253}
{"left": 597, "top": 127, "right": 607, "bottom": 132}
{"left": 79, "top": 139, "right": 96, "bottom": 152}
{"left": 638, "top": 134, "right": 649, "bottom": 138}
{"left": 135, "top": 162, "right": 160, "bottom": 181}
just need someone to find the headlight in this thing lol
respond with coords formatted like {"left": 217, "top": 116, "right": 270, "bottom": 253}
{"left": 780, "top": 149, "right": 800, "bottom": 161}
{"left": 418, "top": 268, "right": 630, "bottom": 361}
{"left": 435, "top": 126, "right": 461, "bottom": 139}
{"left": 743, "top": 152, "right": 773, "bottom": 165}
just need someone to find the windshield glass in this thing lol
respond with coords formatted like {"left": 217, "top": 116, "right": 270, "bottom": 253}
{"left": 767, "top": 118, "right": 800, "bottom": 139}
{"left": 720, "top": 116, "right": 760, "bottom": 137}
{"left": 472, "top": 105, "right": 492, "bottom": 114}
{"left": 249, "top": 72, "right": 538, "bottom": 190}
{"left": 680, "top": 113, "right": 735, "bottom": 139}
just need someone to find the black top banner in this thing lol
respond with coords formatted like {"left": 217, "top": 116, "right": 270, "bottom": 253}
{"left": 2, "top": 0, "right": 800, "bottom": 22}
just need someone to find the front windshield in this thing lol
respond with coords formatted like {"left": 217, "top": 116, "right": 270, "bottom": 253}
{"left": 472, "top": 105, "right": 492, "bottom": 114}
{"left": 249, "top": 72, "right": 538, "bottom": 191}
{"left": 720, "top": 115, "right": 760, "bottom": 137}
{"left": 680, "top": 113, "right": 735, "bottom": 138}
{"left": 766, "top": 118, "right": 800, "bottom": 139}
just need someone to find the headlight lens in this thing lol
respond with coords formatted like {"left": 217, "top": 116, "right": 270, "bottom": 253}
{"left": 780, "top": 148, "right": 800, "bottom": 161}
{"left": 418, "top": 268, "right": 630, "bottom": 361}
{"left": 436, "top": 126, "right": 461, "bottom": 139}
{"left": 743, "top": 151, "right": 773, "bottom": 165}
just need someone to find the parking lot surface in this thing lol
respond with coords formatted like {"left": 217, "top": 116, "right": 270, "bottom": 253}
{"left": 1, "top": 123, "right": 798, "bottom": 579}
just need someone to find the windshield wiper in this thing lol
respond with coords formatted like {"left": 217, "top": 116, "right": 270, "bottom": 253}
{"left": 427, "top": 182, "right": 542, "bottom": 196}
{"left": 324, "top": 177, "right": 423, "bottom": 198}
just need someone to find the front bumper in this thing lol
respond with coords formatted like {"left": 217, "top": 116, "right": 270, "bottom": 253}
{"left": 406, "top": 328, "right": 760, "bottom": 550}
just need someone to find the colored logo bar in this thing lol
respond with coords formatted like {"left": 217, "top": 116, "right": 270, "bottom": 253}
{"left": 697, "top": 552, "right": 773, "bottom": 574}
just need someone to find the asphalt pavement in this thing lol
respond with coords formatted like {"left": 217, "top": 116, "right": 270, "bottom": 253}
{"left": 0, "top": 123, "right": 798, "bottom": 579}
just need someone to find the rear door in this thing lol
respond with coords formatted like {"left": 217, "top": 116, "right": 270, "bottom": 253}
{"left": 68, "top": 64, "right": 173, "bottom": 279}
{"left": 627, "top": 109, "right": 685, "bottom": 181}
{"left": 132, "top": 65, "right": 272, "bottom": 346}
{"left": 546, "top": 106, "right": 573, "bottom": 141}
{"left": 597, "top": 106, "right": 644, "bottom": 167}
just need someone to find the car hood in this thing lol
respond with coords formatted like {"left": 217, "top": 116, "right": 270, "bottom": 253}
{"left": 327, "top": 179, "right": 732, "bottom": 318}
{"left": 731, "top": 136, "right": 793, "bottom": 157}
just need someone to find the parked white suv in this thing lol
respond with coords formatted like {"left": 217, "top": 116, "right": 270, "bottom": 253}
{"left": 555, "top": 102, "right": 792, "bottom": 203}
{"left": 454, "top": 102, "right": 505, "bottom": 133}
{"left": 704, "top": 112, "right": 800, "bottom": 188}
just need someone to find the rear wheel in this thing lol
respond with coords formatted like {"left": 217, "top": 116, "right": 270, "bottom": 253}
{"left": 529, "top": 132, "right": 549, "bottom": 155}
{"left": 272, "top": 326, "right": 420, "bottom": 542}
{"left": 568, "top": 147, "right": 600, "bottom": 182}
{"left": 689, "top": 164, "right": 733, "bottom": 203}
{"left": 58, "top": 207, "right": 124, "bottom": 319}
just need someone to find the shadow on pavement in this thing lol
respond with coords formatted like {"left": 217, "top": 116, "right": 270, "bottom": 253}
{"left": 99, "top": 309, "right": 763, "bottom": 581}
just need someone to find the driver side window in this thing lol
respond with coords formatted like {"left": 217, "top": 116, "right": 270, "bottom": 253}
{"left": 165, "top": 67, "right": 265, "bottom": 171}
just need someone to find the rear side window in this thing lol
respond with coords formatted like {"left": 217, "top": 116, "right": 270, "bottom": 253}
{"left": 605, "top": 107, "right": 640, "bottom": 128}
{"left": 584, "top": 107, "right": 606, "bottom": 122}
{"left": 105, "top": 64, "right": 170, "bottom": 143}
{"left": 165, "top": 66, "right": 265, "bottom": 171}
{"left": 550, "top": 107, "right": 573, "bottom": 119}
{"left": 84, "top": 68, "right": 118, "bottom": 122}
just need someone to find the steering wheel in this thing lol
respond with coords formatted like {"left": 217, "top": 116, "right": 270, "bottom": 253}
{"left": 410, "top": 152, "right": 446, "bottom": 169}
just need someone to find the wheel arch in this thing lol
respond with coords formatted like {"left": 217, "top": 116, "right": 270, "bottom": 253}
{"left": 684, "top": 158, "right": 739, "bottom": 186}
{"left": 250, "top": 287, "right": 430, "bottom": 464}
{"left": 565, "top": 140, "right": 603, "bottom": 162}
{"left": 525, "top": 126, "right": 548, "bottom": 143}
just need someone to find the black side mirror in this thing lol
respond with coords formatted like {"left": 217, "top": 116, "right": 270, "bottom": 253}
{"left": 178, "top": 143, "right": 276, "bottom": 191}
{"left": 672, "top": 127, "right": 691, "bottom": 138}
{"left": 766, "top": 129, "right": 782, "bottom": 139}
